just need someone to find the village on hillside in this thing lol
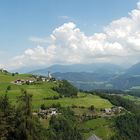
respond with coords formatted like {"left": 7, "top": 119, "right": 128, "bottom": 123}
{"left": 12, "top": 71, "right": 56, "bottom": 85}
{"left": 0, "top": 68, "right": 125, "bottom": 119}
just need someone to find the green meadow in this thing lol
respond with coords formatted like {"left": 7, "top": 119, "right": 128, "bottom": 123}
{"left": 0, "top": 72, "right": 113, "bottom": 109}
{"left": 32, "top": 93, "right": 113, "bottom": 109}
{"left": 123, "top": 95, "right": 140, "bottom": 104}
{"left": 80, "top": 117, "right": 116, "bottom": 140}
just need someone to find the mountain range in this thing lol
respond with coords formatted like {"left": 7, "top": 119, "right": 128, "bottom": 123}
{"left": 30, "top": 63, "right": 124, "bottom": 74}
{"left": 29, "top": 62, "right": 140, "bottom": 91}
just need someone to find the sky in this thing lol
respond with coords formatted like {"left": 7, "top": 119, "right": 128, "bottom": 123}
{"left": 0, "top": 0, "right": 140, "bottom": 71}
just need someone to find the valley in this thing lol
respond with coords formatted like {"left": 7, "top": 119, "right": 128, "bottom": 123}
{"left": 1, "top": 0, "right": 140, "bottom": 139}
{"left": 0, "top": 69, "right": 140, "bottom": 140}
{"left": 0, "top": 70, "right": 119, "bottom": 140}
{"left": 29, "top": 62, "right": 140, "bottom": 91}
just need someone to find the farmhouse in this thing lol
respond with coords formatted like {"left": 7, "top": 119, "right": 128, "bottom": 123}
{"left": 112, "top": 106, "right": 124, "bottom": 113}
{"left": 14, "top": 79, "right": 25, "bottom": 85}
{"left": 104, "top": 108, "right": 112, "bottom": 114}
{"left": 41, "top": 77, "right": 46, "bottom": 82}
{"left": 38, "top": 108, "right": 58, "bottom": 119}
{"left": 104, "top": 106, "right": 124, "bottom": 115}
{"left": 14, "top": 79, "right": 35, "bottom": 85}
{"left": 0, "top": 68, "right": 4, "bottom": 73}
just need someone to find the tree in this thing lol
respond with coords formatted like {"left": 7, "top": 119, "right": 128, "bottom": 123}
{"left": 88, "top": 105, "right": 95, "bottom": 111}
{"left": 53, "top": 80, "right": 78, "bottom": 97}
{"left": 48, "top": 115, "right": 83, "bottom": 140}
{"left": 112, "top": 113, "right": 140, "bottom": 140}
{"left": 40, "top": 104, "right": 46, "bottom": 110}
{"left": 0, "top": 92, "right": 47, "bottom": 140}
{"left": 47, "top": 107, "right": 83, "bottom": 140}
{"left": 6, "top": 85, "right": 11, "bottom": 92}
{"left": 0, "top": 95, "right": 15, "bottom": 139}
{"left": 12, "top": 73, "right": 15, "bottom": 76}
{"left": 13, "top": 90, "right": 46, "bottom": 140}
{"left": 88, "top": 105, "right": 95, "bottom": 116}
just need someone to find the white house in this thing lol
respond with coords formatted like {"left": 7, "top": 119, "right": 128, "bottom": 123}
{"left": 104, "top": 108, "right": 112, "bottom": 114}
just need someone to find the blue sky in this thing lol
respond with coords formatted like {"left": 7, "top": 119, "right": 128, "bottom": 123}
{"left": 0, "top": 0, "right": 140, "bottom": 70}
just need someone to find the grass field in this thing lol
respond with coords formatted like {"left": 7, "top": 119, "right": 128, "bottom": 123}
{"left": 123, "top": 95, "right": 140, "bottom": 104}
{"left": 0, "top": 72, "right": 33, "bottom": 83}
{"left": 0, "top": 85, "right": 113, "bottom": 109}
{"left": 0, "top": 72, "right": 113, "bottom": 109}
{"left": 80, "top": 117, "right": 116, "bottom": 140}
{"left": 0, "top": 82, "right": 59, "bottom": 104}
{"left": 32, "top": 93, "right": 113, "bottom": 109}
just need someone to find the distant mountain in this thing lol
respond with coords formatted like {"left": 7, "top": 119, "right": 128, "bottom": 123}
{"left": 29, "top": 63, "right": 124, "bottom": 75}
{"left": 109, "top": 74, "right": 140, "bottom": 90}
{"left": 28, "top": 63, "right": 124, "bottom": 90}
{"left": 28, "top": 62, "right": 140, "bottom": 91}
{"left": 126, "top": 62, "right": 140, "bottom": 75}
{"left": 110, "top": 62, "right": 140, "bottom": 90}
{"left": 53, "top": 72, "right": 117, "bottom": 91}
{"left": 53, "top": 72, "right": 115, "bottom": 82}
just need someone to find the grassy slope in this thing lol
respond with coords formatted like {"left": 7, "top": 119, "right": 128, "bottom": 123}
{"left": 0, "top": 72, "right": 112, "bottom": 109}
{"left": 80, "top": 117, "right": 116, "bottom": 140}
{"left": 0, "top": 72, "right": 114, "bottom": 139}
{"left": 123, "top": 95, "right": 140, "bottom": 104}
{"left": 33, "top": 93, "right": 113, "bottom": 109}
{"left": 0, "top": 72, "right": 33, "bottom": 83}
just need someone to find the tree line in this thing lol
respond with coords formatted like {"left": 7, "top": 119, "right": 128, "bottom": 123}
{"left": 0, "top": 90, "right": 83, "bottom": 140}
{"left": 0, "top": 91, "right": 46, "bottom": 140}
{"left": 53, "top": 80, "right": 78, "bottom": 97}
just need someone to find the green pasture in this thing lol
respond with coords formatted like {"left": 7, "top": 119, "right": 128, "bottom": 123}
{"left": 0, "top": 73, "right": 112, "bottom": 109}
{"left": 80, "top": 117, "right": 115, "bottom": 140}
{"left": 123, "top": 95, "right": 140, "bottom": 104}
{"left": 33, "top": 94, "right": 113, "bottom": 109}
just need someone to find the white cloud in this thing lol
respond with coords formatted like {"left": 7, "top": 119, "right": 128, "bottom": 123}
{"left": 5, "top": 0, "right": 140, "bottom": 70}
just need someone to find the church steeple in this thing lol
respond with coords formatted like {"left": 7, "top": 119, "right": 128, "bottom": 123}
{"left": 48, "top": 71, "right": 52, "bottom": 79}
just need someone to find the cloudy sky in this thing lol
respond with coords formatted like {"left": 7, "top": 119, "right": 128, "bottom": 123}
{"left": 0, "top": 0, "right": 140, "bottom": 71}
